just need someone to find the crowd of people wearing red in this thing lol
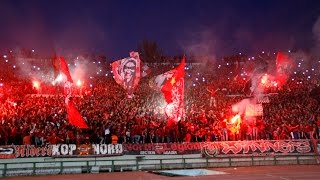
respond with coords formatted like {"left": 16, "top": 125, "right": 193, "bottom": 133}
{"left": 0, "top": 53, "right": 319, "bottom": 146}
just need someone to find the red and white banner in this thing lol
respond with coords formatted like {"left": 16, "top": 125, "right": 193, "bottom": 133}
{"left": 111, "top": 52, "right": 141, "bottom": 95}
{"left": 161, "top": 57, "right": 185, "bottom": 125}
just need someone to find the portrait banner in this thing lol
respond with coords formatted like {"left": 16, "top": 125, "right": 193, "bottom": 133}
{"left": 111, "top": 52, "right": 141, "bottom": 95}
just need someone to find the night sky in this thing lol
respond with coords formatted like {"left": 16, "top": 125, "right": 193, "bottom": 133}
{"left": 0, "top": 0, "right": 320, "bottom": 59}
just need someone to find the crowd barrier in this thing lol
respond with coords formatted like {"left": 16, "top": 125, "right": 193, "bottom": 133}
{"left": 0, "top": 139, "right": 319, "bottom": 177}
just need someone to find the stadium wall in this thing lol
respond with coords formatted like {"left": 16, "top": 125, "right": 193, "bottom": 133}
{"left": 0, "top": 139, "right": 319, "bottom": 177}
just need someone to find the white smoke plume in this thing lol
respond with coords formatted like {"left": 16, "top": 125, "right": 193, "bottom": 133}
{"left": 179, "top": 29, "right": 218, "bottom": 64}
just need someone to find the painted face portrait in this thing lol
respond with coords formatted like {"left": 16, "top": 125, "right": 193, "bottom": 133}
{"left": 120, "top": 58, "right": 136, "bottom": 88}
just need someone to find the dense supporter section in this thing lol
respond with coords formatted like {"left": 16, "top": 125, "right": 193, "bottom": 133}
{"left": 0, "top": 50, "right": 319, "bottom": 147}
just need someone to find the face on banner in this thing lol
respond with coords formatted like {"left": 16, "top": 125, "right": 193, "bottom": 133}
{"left": 119, "top": 58, "right": 137, "bottom": 89}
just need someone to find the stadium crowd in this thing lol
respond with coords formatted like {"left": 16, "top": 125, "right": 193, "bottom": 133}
{"left": 0, "top": 50, "right": 320, "bottom": 146}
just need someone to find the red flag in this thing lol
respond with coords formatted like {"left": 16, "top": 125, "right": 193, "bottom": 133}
{"left": 66, "top": 98, "right": 88, "bottom": 129}
{"left": 59, "top": 57, "right": 73, "bottom": 83}
{"left": 276, "top": 52, "right": 293, "bottom": 87}
{"left": 161, "top": 57, "right": 185, "bottom": 125}
{"left": 111, "top": 52, "right": 141, "bottom": 96}
{"left": 52, "top": 55, "right": 60, "bottom": 79}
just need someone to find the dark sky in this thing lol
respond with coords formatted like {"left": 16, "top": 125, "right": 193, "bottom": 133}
{"left": 0, "top": 0, "right": 320, "bottom": 59}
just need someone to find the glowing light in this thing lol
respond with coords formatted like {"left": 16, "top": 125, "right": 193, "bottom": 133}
{"left": 13, "top": 65, "right": 16, "bottom": 68}
{"left": 76, "top": 80, "right": 82, "bottom": 86}
{"left": 193, "top": 84, "right": 196, "bottom": 86}
{"left": 33, "top": 81, "right": 40, "bottom": 89}
{"left": 5, "top": 60, "right": 8, "bottom": 63}
{"left": 261, "top": 75, "right": 268, "bottom": 85}
{"left": 89, "top": 84, "right": 93, "bottom": 87}
{"left": 262, "top": 51, "right": 264, "bottom": 54}
{"left": 231, "top": 114, "right": 241, "bottom": 124}
{"left": 33, "top": 66, "right": 36, "bottom": 68}
{"left": 32, "top": 49, "right": 35, "bottom": 52}
{"left": 98, "top": 61, "right": 101, "bottom": 64}
{"left": 0, "top": 83, "right": 3, "bottom": 86}
{"left": 308, "top": 76, "right": 311, "bottom": 79}
{"left": 3, "top": 55, "right": 7, "bottom": 58}
{"left": 37, "top": 67, "right": 40, "bottom": 70}
{"left": 105, "top": 74, "right": 108, "bottom": 76}
{"left": 56, "top": 74, "right": 63, "bottom": 82}
{"left": 288, "top": 50, "right": 291, "bottom": 53}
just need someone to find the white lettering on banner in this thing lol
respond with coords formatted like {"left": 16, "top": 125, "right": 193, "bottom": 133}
{"left": 52, "top": 144, "right": 60, "bottom": 155}
{"left": 92, "top": 144, "right": 123, "bottom": 155}
{"left": 140, "top": 151, "right": 156, "bottom": 155}
{"left": 69, "top": 144, "right": 76, "bottom": 155}
{"left": 52, "top": 144, "right": 77, "bottom": 156}
{"left": 60, "top": 144, "right": 68, "bottom": 155}
{"left": 163, "top": 151, "right": 178, "bottom": 155}
{"left": 108, "top": 144, "right": 113, "bottom": 154}
{"left": 115, "top": 144, "right": 123, "bottom": 154}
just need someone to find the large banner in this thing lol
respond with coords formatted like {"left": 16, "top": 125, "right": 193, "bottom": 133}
{"left": 201, "top": 140, "right": 313, "bottom": 158}
{"left": 0, "top": 144, "right": 123, "bottom": 158}
{"left": 123, "top": 143, "right": 201, "bottom": 155}
{"left": 0, "top": 140, "right": 315, "bottom": 159}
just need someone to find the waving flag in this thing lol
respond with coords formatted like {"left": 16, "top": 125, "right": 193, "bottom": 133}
{"left": 161, "top": 57, "right": 185, "bottom": 125}
{"left": 52, "top": 55, "right": 60, "bottom": 80}
{"left": 65, "top": 97, "right": 88, "bottom": 129}
{"left": 52, "top": 55, "right": 87, "bottom": 129}
{"left": 59, "top": 57, "right": 73, "bottom": 83}
{"left": 149, "top": 69, "right": 176, "bottom": 91}
{"left": 52, "top": 56, "right": 73, "bottom": 83}
{"left": 111, "top": 52, "right": 141, "bottom": 95}
{"left": 276, "top": 52, "right": 294, "bottom": 87}
{"left": 64, "top": 82, "right": 88, "bottom": 129}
